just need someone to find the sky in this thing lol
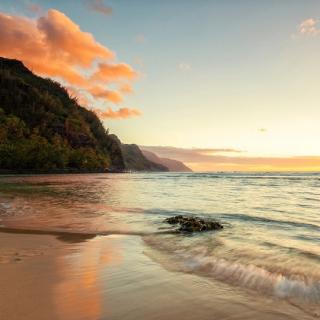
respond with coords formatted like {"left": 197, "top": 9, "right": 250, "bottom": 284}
{"left": 0, "top": 0, "right": 320, "bottom": 171}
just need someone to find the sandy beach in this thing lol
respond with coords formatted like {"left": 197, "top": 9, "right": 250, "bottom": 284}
{"left": 1, "top": 1, "right": 320, "bottom": 318}
{"left": 0, "top": 230, "right": 317, "bottom": 320}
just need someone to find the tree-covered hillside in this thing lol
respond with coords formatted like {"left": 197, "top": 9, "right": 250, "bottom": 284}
{"left": 0, "top": 57, "right": 126, "bottom": 172}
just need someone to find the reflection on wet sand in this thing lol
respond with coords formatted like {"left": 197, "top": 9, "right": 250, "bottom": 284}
{"left": 54, "top": 236, "right": 122, "bottom": 320}
{"left": 0, "top": 231, "right": 318, "bottom": 320}
{"left": 0, "top": 231, "right": 123, "bottom": 320}
{"left": 1, "top": 173, "right": 319, "bottom": 319}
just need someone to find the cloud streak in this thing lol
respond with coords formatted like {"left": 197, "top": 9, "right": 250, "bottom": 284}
{"left": 89, "top": 86, "right": 123, "bottom": 103}
{"left": 141, "top": 146, "right": 320, "bottom": 171}
{"left": 0, "top": 9, "right": 140, "bottom": 119}
{"left": 92, "top": 62, "right": 137, "bottom": 82}
{"left": 96, "top": 107, "right": 142, "bottom": 119}
{"left": 87, "top": 0, "right": 112, "bottom": 16}
{"left": 141, "top": 146, "right": 243, "bottom": 162}
{"left": 178, "top": 62, "right": 191, "bottom": 71}
{"left": 26, "top": 3, "right": 43, "bottom": 14}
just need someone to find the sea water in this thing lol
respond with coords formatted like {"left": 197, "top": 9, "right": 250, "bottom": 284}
{"left": 0, "top": 172, "right": 319, "bottom": 313}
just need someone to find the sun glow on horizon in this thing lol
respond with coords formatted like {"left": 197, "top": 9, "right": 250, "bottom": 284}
{"left": 0, "top": 0, "right": 319, "bottom": 171}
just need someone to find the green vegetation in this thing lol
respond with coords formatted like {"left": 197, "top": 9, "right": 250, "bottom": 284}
{"left": 0, "top": 57, "right": 169, "bottom": 173}
{"left": 0, "top": 57, "right": 125, "bottom": 172}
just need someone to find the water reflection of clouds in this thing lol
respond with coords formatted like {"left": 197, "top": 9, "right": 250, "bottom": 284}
{"left": 54, "top": 236, "right": 122, "bottom": 320}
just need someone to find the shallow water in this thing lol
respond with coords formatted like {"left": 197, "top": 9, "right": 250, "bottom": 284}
{"left": 0, "top": 172, "right": 319, "bottom": 317}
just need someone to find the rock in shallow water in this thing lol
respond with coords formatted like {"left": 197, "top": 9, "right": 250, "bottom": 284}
{"left": 164, "top": 215, "right": 223, "bottom": 233}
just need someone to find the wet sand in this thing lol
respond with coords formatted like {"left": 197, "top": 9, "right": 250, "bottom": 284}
{"left": 0, "top": 231, "right": 318, "bottom": 320}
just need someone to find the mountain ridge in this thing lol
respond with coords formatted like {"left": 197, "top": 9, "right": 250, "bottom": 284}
{"left": 141, "top": 149, "right": 192, "bottom": 172}
{"left": 0, "top": 57, "right": 166, "bottom": 173}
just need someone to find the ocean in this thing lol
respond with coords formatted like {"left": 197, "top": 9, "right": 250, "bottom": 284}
{"left": 0, "top": 172, "right": 319, "bottom": 318}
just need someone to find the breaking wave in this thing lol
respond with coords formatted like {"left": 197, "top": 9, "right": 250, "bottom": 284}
{"left": 143, "top": 234, "right": 320, "bottom": 307}
{"left": 179, "top": 252, "right": 320, "bottom": 304}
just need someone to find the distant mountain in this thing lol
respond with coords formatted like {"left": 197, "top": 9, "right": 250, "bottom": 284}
{"left": 141, "top": 149, "right": 192, "bottom": 172}
{"left": 0, "top": 57, "right": 165, "bottom": 173}
{"left": 121, "top": 144, "right": 168, "bottom": 172}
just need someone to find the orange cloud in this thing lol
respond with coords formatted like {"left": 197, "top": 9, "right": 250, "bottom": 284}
{"left": 0, "top": 9, "right": 141, "bottom": 117}
{"left": 92, "top": 63, "right": 137, "bottom": 82}
{"left": 0, "top": 10, "right": 112, "bottom": 79}
{"left": 96, "top": 107, "right": 141, "bottom": 119}
{"left": 88, "top": 0, "right": 112, "bottom": 16}
{"left": 89, "top": 86, "right": 123, "bottom": 103}
{"left": 38, "top": 9, "right": 113, "bottom": 67}
{"left": 119, "top": 84, "right": 134, "bottom": 94}
{"left": 298, "top": 18, "right": 320, "bottom": 36}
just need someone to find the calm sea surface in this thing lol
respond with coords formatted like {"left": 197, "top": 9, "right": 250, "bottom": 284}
{"left": 0, "top": 172, "right": 319, "bottom": 313}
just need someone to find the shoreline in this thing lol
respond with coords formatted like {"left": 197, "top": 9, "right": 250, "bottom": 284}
{"left": 0, "top": 173, "right": 319, "bottom": 319}
{"left": 0, "top": 169, "right": 174, "bottom": 175}
{"left": 0, "top": 230, "right": 317, "bottom": 320}
{"left": 0, "top": 169, "right": 126, "bottom": 175}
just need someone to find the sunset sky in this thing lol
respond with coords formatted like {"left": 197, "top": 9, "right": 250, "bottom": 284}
{"left": 1, "top": 0, "right": 320, "bottom": 171}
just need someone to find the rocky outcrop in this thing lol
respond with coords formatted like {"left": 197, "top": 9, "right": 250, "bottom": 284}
{"left": 164, "top": 215, "right": 223, "bottom": 233}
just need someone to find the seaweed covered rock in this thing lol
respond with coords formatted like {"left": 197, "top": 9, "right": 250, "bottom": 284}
{"left": 164, "top": 215, "right": 223, "bottom": 233}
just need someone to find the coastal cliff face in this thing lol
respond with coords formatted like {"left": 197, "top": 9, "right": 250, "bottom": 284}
{"left": 141, "top": 149, "right": 192, "bottom": 172}
{"left": 0, "top": 57, "right": 130, "bottom": 172}
{"left": 108, "top": 134, "right": 168, "bottom": 172}
{"left": 0, "top": 57, "right": 178, "bottom": 173}
{"left": 121, "top": 144, "right": 168, "bottom": 172}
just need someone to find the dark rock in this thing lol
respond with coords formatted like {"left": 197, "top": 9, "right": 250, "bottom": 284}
{"left": 164, "top": 215, "right": 223, "bottom": 233}
{"left": 165, "top": 215, "right": 184, "bottom": 224}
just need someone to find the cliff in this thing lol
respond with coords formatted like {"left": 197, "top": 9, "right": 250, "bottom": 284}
{"left": 141, "top": 149, "right": 192, "bottom": 172}
{"left": 121, "top": 144, "right": 168, "bottom": 172}
{"left": 0, "top": 57, "right": 160, "bottom": 172}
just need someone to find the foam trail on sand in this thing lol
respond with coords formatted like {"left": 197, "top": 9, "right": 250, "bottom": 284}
{"left": 180, "top": 253, "right": 320, "bottom": 303}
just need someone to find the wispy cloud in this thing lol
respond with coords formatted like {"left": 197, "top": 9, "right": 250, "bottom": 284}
{"left": 119, "top": 83, "right": 134, "bottom": 94}
{"left": 87, "top": 0, "right": 112, "bottom": 16}
{"left": 140, "top": 146, "right": 243, "bottom": 162}
{"left": 140, "top": 146, "right": 320, "bottom": 171}
{"left": 89, "top": 86, "right": 123, "bottom": 103}
{"left": 91, "top": 62, "right": 137, "bottom": 82}
{"left": 297, "top": 18, "right": 320, "bottom": 36}
{"left": 178, "top": 62, "right": 191, "bottom": 71}
{"left": 0, "top": 9, "right": 141, "bottom": 119}
{"left": 26, "top": 3, "right": 43, "bottom": 14}
{"left": 134, "top": 34, "right": 146, "bottom": 44}
{"left": 95, "top": 107, "right": 141, "bottom": 119}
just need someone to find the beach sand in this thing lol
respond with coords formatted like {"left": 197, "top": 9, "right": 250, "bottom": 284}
{"left": 0, "top": 231, "right": 317, "bottom": 320}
